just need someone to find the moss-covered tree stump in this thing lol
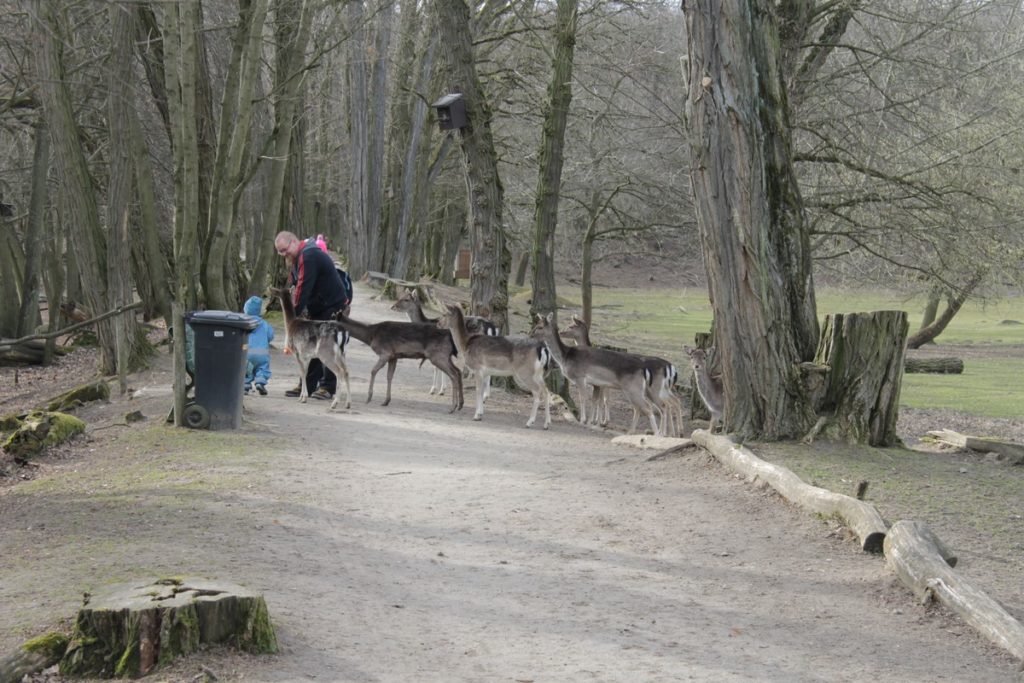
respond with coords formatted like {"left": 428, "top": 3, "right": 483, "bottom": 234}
{"left": 1, "top": 411, "right": 86, "bottom": 458}
{"left": 60, "top": 577, "right": 277, "bottom": 678}
{"left": 45, "top": 379, "right": 110, "bottom": 412}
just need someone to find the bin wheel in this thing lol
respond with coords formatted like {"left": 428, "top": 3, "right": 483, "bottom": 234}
{"left": 183, "top": 404, "right": 211, "bottom": 430}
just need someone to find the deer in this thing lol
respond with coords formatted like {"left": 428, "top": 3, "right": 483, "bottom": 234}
{"left": 439, "top": 303, "right": 551, "bottom": 428}
{"left": 329, "top": 311, "right": 464, "bottom": 413}
{"left": 683, "top": 345, "right": 724, "bottom": 433}
{"left": 390, "top": 290, "right": 498, "bottom": 397}
{"left": 530, "top": 313, "right": 657, "bottom": 434}
{"left": 560, "top": 315, "right": 683, "bottom": 436}
{"left": 269, "top": 287, "right": 352, "bottom": 411}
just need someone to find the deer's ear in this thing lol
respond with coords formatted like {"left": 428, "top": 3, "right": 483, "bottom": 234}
{"left": 545, "top": 312, "right": 554, "bottom": 324}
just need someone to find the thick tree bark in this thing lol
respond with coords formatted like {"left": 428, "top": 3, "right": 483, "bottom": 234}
{"left": 128, "top": 107, "right": 172, "bottom": 325}
{"left": 685, "top": 0, "right": 819, "bottom": 440}
{"left": 59, "top": 578, "right": 276, "bottom": 678}
{"left": 529, "top": 0, "right": 578, "bottom": 320}
{"left": 16, "top": 119, "right": 48, "bottom": 338}
{"left": 435, "top": 0, "right": 511, "bottom": 331}
{"left": 812, "top": 311, "right": 907, "bottom": 446}
{"left": 107, "top": 1, "right": 146, "bottom": 387}
{"left": 164, "top": 0, "right": 202, "bottom": 425}
{"left": 34, "top": 0, "right": 117, "bottom": 374}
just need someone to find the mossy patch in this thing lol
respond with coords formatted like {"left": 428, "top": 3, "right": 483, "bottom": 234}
{"left": 22, "top": 631, "right": 69, "bottom": 657}
{"left": 44, "top": 380, "right": 110, "bottom": 413}
{"left": 1, "top": 411, "right": 86, "bottom": 458}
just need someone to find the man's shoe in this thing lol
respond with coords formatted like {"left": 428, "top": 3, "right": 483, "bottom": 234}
{"left": 256, "top": 384, "right": 268, "bottom": 396}
{"left": 284, "top": 384, "right": 302, "bottom": 398}
{"left": 310, "top": 387, "right": 333, "bottom": 401}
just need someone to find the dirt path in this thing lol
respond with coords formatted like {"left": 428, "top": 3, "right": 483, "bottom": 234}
{"left": 1, "top": 285, "right": 1018, "bottom": 681}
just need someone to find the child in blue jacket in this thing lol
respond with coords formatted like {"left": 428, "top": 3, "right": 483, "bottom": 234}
{"left": 243, "top": 296, "right": 274, "bottom": 395}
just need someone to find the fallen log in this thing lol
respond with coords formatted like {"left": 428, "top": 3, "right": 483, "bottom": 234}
{"left": 885, "top": 520, "right": 1024, "bottom": 661}
{"left": 691, "top": 430, "right": 888, "bottom": 552}
{"left": 0, "top": 632, "right": 69, "bottom": 683}
{"left": 924, "top": 429, "right": 1024, "bottom": 464}
{"left": 904, "top": 357, "right": 964, "bottom": 374}
{"left": 60, "top": 577, "right": 277, "bottom": 678}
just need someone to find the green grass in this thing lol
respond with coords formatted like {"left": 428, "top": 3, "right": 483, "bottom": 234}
{"left": 551, "top": 284, "right": 1024, "bottom": 420}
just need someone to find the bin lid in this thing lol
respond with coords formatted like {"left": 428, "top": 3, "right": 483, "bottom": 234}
{"left": 185, "top": 310, "right": 260, "bottom": 331}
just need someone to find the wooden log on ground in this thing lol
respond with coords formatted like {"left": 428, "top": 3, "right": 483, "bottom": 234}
{"left": 0, "top": 632, "right": 69, "bottom": 683}
{"left": 925, "top": 429, "right": 1024, "bottom": 464}
{"left": 885, "top": 520, "right": 1024, "bottom": 661}
{"left": 45, "top": 379, "right": 110, "bottom": 412}
{"left": 60, "top": 577, "right": 277, "bottom": 678}
{"left": 904, "top": 357, "right": 964, "bottom": 374}
{"left": 692, "top": 430, "right": 888, "bottom": 552}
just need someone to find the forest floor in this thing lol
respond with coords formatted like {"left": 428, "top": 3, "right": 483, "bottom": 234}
{"left": 1, "top": 279, "right": 1023, "bottom": 682}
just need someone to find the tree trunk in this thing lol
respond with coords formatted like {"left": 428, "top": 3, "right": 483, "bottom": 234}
{"left": 16, "top": 119, "right": 49, "bottom": 338}
{"left": 685, "top": 1, "right": 820, "bottom": 440}
{"left": 164, "top": 0, "right": 202, "bottom": 424}
{"left": 919, "top": 287, "right": 941, "bottom": 330}
{"left": 205, "top": 0, "right": 270, "bottom": 310}
{"left": 435, "top": 0, "right": 511, "bottom": 331}
{"left": 34, "top": 0, "right": 117, "bottom": 374}
{"left": 251, "top": 0, "right": 313, "bottom": 294}
{"left": 128, "top": 106, "right": 172, "bottom": 325}
{"left": 812, "top": 311, "right": 908, "bottom": 446}
{"left": 528, "top": 0, "right": 578, "bottom": 320}
{"left": 59, "top": 577, "right": 276, "bottom": 678}
{"left": 108, "top": 1, "right": 147, "bottom": 386}
{"left": 907, "top": 274, "right": 982, "bottom": 349}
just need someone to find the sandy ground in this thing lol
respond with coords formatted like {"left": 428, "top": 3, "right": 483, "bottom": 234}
{"left": 1, "top": 284, "right": 1021, "bottom": 682}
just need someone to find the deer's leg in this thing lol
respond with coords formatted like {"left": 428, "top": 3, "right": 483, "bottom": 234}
{"left": 472, "top": 370, "right": 486, "bottom": 420}
{"left": 382, "top": 359, "right": 397, "bottom": 406}
{"left": 536, "top": 367, "right": 551, "bottom": 430}
{"left": 574, "top": 381, "right": 588, "bottom": 425}
{"left": 443, "top": 357, "right": 463, "bottom": 412}
{"left": 295, "top": 354, "right": 309, "bottom": 403}
{"left": 338, "top": 356, "right": 352, "bottom": 410}
{"left": 367, "top": 356, "right": 388, "bottom": 403}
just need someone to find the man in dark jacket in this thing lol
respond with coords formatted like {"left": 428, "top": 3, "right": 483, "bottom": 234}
{"left": 274, "top": 230, "right": 351, "bottom": 399}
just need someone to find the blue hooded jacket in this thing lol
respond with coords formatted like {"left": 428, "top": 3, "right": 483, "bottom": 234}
{"left": 244, "top": 296, "right": 274, "bottom": 354}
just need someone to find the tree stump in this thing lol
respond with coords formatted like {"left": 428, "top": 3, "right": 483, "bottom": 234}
{"left": 812, "top": 311, "right": 908, "bottom": 446}
{"left": 59, "top": 577, "right": 277, "bottom": 678}
{"left": 1, "top": 411, "right": 86, "bottom": 459}
{"left": 904, "top": 357, "right": 963, "bottom": 374}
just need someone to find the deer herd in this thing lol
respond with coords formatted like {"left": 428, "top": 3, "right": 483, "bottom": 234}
{"left": 272, "top": 287, "right": 724, "bottom": 436}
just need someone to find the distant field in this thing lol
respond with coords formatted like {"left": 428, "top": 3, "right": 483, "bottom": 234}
{"left": 545, "top": 284, "right": 1024, "bottom": 420}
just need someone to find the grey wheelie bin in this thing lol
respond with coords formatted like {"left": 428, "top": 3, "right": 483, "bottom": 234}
{"left": 183, "top": 310, "right": 259, "bottom": 430}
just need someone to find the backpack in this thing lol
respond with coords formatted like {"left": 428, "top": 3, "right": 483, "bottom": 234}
{"left": 335, "top": 265, "right": 353, "bottom": 306}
